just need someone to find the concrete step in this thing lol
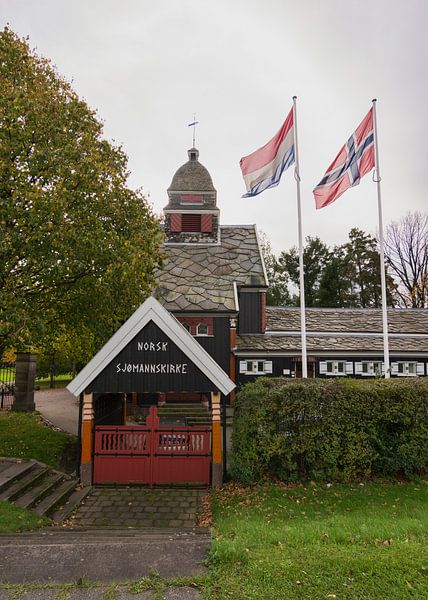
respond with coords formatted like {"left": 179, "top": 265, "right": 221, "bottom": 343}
{"left": 0, "top": 464, "right": 49, "bottom": 501}
{"left": 51, "top": 485, "right": 92, "bottom": 524}
{"left": 33, "top": 478, "right": 78, "bottom": 517}
{"left": 14, "top": 471, "right": 64, "bottom": 510}
{"left": 0, "top": 529, "right": 210, "bottom": 583}
{"left": 0, "top": 459, "right": 89, "bottom": 526}
{"left": 0, "top": 460, "right": 36, "bottom": 493}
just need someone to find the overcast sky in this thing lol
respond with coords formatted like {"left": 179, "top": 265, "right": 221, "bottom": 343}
{"left": 2, "top": 0, "right": 427, "bottom": 253}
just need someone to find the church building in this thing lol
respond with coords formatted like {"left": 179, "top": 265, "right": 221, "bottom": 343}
{"left": 68, "top": 147, "right": 428, "bottom": 488}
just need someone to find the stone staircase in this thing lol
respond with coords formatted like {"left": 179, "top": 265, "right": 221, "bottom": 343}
{"left": 0, "top": 458, "right": 91, "bottom": 523}
{"left": 157, "top": 403, "right": 211, "bottom": 426}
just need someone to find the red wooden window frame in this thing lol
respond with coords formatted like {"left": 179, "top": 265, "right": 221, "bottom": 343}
{"left": 177, "top": 317, "right": 213, "bottom": 336}
{"left": 180, "top": 194, "right": 203, "bottom": 204}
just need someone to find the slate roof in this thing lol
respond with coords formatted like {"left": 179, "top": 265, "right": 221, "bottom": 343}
{"left": 236, "top": 334, "right": 428, "bottom": 353}
{"left": 155, "top": 225, "right": 267, "bottom": 312}
{"left": 237, "top": 307, "right": 428, "bottom": 354}
{"left": 168, "top": 148, "right": 215, "bottom": 193}
{"left": 266, "top": 307, "right": 428, "bottom": 334}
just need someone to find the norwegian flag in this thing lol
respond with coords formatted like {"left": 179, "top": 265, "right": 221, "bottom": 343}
{"left": 313, "top": 108, "right": 375, "bottom": 209}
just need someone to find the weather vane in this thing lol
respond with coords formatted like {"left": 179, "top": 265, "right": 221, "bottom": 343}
{"left": 188, "top": 114, "right": 199, "bottom": 147}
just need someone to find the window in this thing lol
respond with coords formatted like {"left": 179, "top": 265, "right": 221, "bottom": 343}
{"left": 181, "top": 214, "right": 201, "bottom": 232}
{"left": 394, "top": 361, "right": 418, "bottom": 376}
{"left": 176, "top": 317, "right": 213, "bottom": 336}
{"left": 408, "top": 362, "right": 416, "bottom": 375}
{"left": 360, "top": 361, "right": 383, "bottom": 376}
{"left": 180, "top": 194, "right": 203, "bottom": 204}
{"left": 196, "top": 323, "right": 209, "bottom": 336}
{"left": 323, "top": 360, "right": 349, "bottom": 376}
{"left": 373, "top": 362, "right": 382, "bottom": 376}
{"left": 240, "top": 360, "right": 273, "bottom": 375}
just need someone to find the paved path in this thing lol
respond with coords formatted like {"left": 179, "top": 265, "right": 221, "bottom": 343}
{"left": 14, "top": 389, "right": 210, "bottom": 596}
{"left": 34, "top": 388, "right": 79, "bottom": 435}
{"left": 71, "top": 488, "right": 206, "bottom": 529}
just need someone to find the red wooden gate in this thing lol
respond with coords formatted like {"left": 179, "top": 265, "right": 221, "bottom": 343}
{"left": 93, "top": 406, "right": 211, "bottom": 486}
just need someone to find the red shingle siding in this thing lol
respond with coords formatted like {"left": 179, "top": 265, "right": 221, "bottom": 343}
{"left": 201, "top": 214, "right": 212, "bottom": 233}
{"left": 170, "top": 213, "right": 182, "bottom": 232}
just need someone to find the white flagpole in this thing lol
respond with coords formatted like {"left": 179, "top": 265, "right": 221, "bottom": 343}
{"left": 293, "top": 96, "right": 308, "bottom": 378}
{"left": 372, "top": 99, "right": 390, "bottom": 378}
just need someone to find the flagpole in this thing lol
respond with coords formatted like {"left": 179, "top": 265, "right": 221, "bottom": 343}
{"left": 293, "top": 96, "right": 308, "bottom": 378}
{"left": 372, "top": 99, "right": 390, "bottom": 378}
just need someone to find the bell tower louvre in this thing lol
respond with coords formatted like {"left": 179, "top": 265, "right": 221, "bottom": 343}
{"left": 163, "top": 147, "right": 220, "bottom": 244}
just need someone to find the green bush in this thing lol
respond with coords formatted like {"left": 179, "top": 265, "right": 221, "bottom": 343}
{"left": 231, "top": 378, "right": 428, "bottom": 483}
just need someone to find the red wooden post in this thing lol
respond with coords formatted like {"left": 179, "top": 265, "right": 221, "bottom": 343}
{"left": 147, "top": 406, "right": 159, "bottom": 487}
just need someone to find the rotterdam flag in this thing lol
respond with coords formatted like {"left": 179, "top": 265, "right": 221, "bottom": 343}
{"left": 313, "top": 108, "right": 375, "bottom": 209}
{"left": 240, "top": 107, "right": 295, "bottom": 197}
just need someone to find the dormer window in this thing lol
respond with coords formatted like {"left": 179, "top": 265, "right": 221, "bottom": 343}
{"left": 176, "top": 317, "right": 213, "bottom": 336}
{"left": 196, "top": 323, "right": 209, "bottom": 336}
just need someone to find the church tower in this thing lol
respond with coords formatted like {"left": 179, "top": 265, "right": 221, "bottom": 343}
{"left": 163, "top": 148, "right": 220, "bottom": 244}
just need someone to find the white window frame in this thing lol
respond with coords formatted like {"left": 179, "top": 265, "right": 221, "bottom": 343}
{"left": 360, "top": 361, "right": 384, "bottom": 377}
{"left": 392, "top": 361, "right": 419, "bottom": 377}
{"left": 239, "top": 360, "right": 273, "bottom": 376}
{"left": 324, "top": 360, "right": 348, "bottom": 376}
{"left": 195, "top": 322, "right": 209, "bottom": 337}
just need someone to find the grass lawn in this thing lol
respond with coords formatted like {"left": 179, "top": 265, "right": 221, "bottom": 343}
{"left": 0, "top": 411, "right": 77, "bottom": 470}
{"left": 0, "top": 412, "right": 73, "bottom": 533}
{"left": 207, "top": 481, "right": 428, "bottom": 599}
{"left": 36, "top": 373, "right": 73, "bottom": 389}
{"left": 0, "top": 501, "right": 49, "bottom": 533}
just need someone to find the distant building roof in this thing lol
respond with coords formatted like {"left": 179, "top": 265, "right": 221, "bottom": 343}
{"left": 236, "top": 306, "right": 428, "bottom": 354}
{"left": 236, "top": 333, "right": 428, "bottom": 354}
{"left": 155, "top": 225, "right": 267, "bottom": 312}
{"left": 266, "top": 306, "right": 428, "bottom": 335}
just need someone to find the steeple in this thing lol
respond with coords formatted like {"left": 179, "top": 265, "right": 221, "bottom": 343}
{"left": 163, "top": 148, "right": 220, "bottom": 244}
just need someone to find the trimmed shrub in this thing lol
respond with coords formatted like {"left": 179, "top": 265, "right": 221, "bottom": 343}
{"left": 231, "top": 378, "right": 428, "bottom": 483}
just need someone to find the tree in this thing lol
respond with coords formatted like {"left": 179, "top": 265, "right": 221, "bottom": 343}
{"left": 344, "top": 228, "right": 382, "bottom": 308}
{"left": 0, "top": 28, "right": 163, "bottom": 354}
{"left": 317, "top": 246, "right": 355, "bottom": 307}
{"left": 384, "top": 212, "right": 428, "bottom": 308}
{"left": 279, "top": 236, "right": 330, "bottom": 307}
{"left": 259, "top": 232, "right": 291, "bottom": 306}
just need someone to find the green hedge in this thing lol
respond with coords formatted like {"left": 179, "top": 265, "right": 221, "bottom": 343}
{"left": 231, "top": 378, "right": 428, "bottom": 483}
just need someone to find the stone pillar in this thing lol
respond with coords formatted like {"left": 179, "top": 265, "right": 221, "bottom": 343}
{"left": 80, "top": 392, "right": 94, "bottom": 486}
{"left": 13, "top": 353, "right": 37, "bottom": 412}
{"left": 211, "top": 390, "right": 222, "bottom": 486}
